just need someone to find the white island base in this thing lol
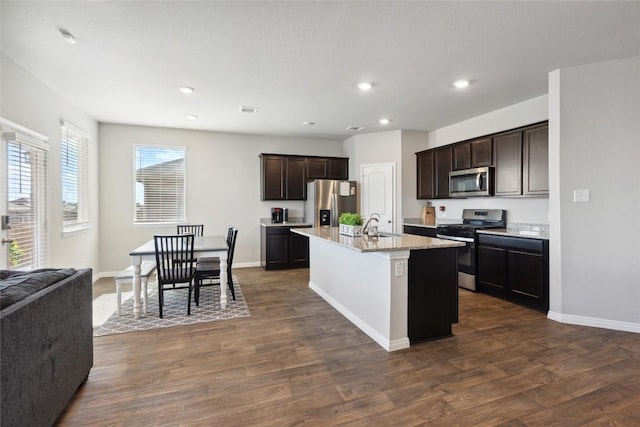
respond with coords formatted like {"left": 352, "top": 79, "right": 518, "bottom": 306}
{"left": 308, "top": 238, "right": 412, "bottom": 351}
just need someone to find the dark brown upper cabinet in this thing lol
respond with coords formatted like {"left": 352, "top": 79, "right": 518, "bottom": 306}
{"left": 416, "top": 121, "right": 547, "bottom": 200}
{"left": 493, "top": 130, "right": 523, "bottom": 196}
{"left": 261, "top": 154, "right": 349, "bottom": 200}
{"left": 471, "top": 137, "right": 493, "bottom": 167}
{"left": 261, "top": 155, "right": 286, "bottom": 200}
{"left": 328, "top": 158, "right": 348, "bottom": 180}
{"left": 305, "top": 157, "right": 328, "bottom": 180}
{"left": 416, "top": 145, "right": 452, "bottom": 199}
{"left": 306, "top": 157, "right": 348, "bottom": 180}
{"left": 260, "top": 154, "right": 306, "bottom": 200}
{"left": 494, "top": 122, "right": 549, "bottom": 197}
{"left": 453, "top": 137, "right": 492, "bottom": 171}
{"left": 416, "top": 150, "right": 434, "bottom": 199}
{"left": 285, "top": 157, "right": 306, "bottom": 200}
{"left": 434, "top": 146, "right": 453, "bottom": 199}
{"left": 452, "top": 143, "right": 471, "bottom": 170}
{"left": 523, "top": 123, "right": 549, "bottom": 196}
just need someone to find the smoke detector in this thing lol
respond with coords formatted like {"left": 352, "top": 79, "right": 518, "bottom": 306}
{"left": 239, "top": 105, "right": 259, "bottom": 114}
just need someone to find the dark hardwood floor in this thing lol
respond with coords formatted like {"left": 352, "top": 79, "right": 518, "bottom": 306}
{"left": 59, "top": 267, "right": 640, "bottom": 426}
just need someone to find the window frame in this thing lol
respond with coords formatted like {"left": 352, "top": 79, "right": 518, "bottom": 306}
{"left": 60, "top": 120, "right": 90, "bottom": 235}
{"left": 133, "top": 144, "right": 187, "bottom": 225}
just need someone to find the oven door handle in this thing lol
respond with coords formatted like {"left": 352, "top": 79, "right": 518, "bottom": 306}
{"left": 436, "top": 234, "right": 474, "bottom": 243}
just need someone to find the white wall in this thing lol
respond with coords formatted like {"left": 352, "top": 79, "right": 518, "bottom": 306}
{"left": 98, "top": 123, "right": 343, "bottom": 273}
{"left": 343, "top": 130, "right": 405, "bottom": 232}
{"left": 412, "top": 95, "right": 550, "bottom": 225}
{"left": 1, "top": 54, "right": 100, "bottom": 270}
{"left": 548, "top": 56, "right": 640, "bottom": 330}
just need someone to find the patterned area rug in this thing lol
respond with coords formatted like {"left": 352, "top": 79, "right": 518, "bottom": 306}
{"left": 94, "top": 276, "right": 250, "bottom": 337}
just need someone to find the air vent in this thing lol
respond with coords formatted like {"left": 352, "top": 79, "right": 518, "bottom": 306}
{"left": 346, "top": 126, "right": 364, "bottom": 131}
{"left": 239, "top": 105, "right": 259, "bottom": 114}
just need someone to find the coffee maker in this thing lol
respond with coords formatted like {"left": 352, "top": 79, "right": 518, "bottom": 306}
{"left": 271, "top": 207, "right": 283, "bottom": 223}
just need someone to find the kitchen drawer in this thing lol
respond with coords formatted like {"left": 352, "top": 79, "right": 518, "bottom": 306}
{"left": 478, "top": 234, "right": 544, "bottom": 252}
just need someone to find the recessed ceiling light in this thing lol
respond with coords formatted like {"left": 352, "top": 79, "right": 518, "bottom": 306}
{"left": 357, "top": 82, "right": 373, "bottom": 91}
{"left": 239, "top": 105, "right": 259, "bottom": 114}
{"left": 347, "top": 126, "right": 364, "bottom": 131}
{"left": 58, "top": 28, "right": 76, "bottom": 45}
{"left": 302, "top": 121, "right": 315, "bottom": 126}
{"left": 186, "top": 114, "right": 198, "bottom": 120}
{"left": 453, "top": 79, "right": 470, "bottom": 89}
{"left": 379, "top": 118, "right": 391, "bottom": 125}
{"left": 179, "top": 86, "right": 195, "bottom": 94}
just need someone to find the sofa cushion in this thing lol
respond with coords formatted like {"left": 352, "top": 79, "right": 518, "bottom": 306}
{"left": 0, "top": 268, "right": 77, "bottom": 309}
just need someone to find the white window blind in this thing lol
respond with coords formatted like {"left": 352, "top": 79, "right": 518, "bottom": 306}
{"left": 134, "top": 146, "right": 186, "bottom": 223}
{"left": 4, "top": 121, "right": 49, "bottom": 270}
{"left": 61, "top": 120, "right": 89, "bottom": 231}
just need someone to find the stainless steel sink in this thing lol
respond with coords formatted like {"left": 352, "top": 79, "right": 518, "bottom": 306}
{"left": 376, "top": 232, "right": 401, "bottom": 238}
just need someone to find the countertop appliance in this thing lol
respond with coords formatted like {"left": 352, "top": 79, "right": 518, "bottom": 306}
{"left": 271, "top": 207, "right": 283, "bottom": 223}
{"left": 449, "top": 166, "right": 494, "bottom": 198}
{"left": 436, "top": 209, "right": 506, "bottom": 291}
{"left": 305, "top": 179, "right": 357, "bottom": 227}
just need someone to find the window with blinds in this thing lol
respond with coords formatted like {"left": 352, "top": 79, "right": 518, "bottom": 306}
{"left": 5, "top": 124, "right": 49, "bottom": 269}
{"left": 61, "top": 121, "right": 89, "bottom": 232}
{"left": 134, "top": 146, "right": 186, "bottom": 223}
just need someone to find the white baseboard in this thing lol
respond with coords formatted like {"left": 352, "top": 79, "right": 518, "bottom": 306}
{"left": 234, "top": 261, "right": 261, "bottom": 268}
{"left": 309, "top": 281, "right": 410, "bottom": 352}
{"left": 547, "top": 311, "right": 640, "bottom": 333}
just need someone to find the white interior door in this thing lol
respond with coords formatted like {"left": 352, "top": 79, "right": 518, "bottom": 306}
{"left": 360, "top": 163, "right": 395, "bottom": 233}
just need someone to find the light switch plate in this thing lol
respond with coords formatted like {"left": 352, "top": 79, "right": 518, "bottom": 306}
{"left": 573, "top": 189, "right": 590, "bottom": 202}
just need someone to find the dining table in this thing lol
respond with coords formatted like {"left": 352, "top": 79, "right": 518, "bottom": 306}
{"left": 129, "top": 235, "right": 228, "bottom": 319}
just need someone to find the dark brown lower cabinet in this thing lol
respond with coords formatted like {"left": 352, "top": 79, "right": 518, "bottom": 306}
{"left": 476, "top": 234, "right": 549, "bottom": 311}
{"left": 408, "top": 248, "right": 458, "bottom": 343}
{"left": 261, "top": 226, "right": 310, "bottom": 270}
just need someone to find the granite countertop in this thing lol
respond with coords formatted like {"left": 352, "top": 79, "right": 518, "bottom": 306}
{"left": 259, "top": 218, "right": 312, "bottom": 227}
{"left": 477, "top": 228, "right": 550, "bottom": 240}
{"left": 292, "top": 227, "right": 465, "bottom": 253}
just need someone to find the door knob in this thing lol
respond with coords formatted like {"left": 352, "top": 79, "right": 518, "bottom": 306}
{"left": 2, "top": 238, "right": 14, "bottom": 245}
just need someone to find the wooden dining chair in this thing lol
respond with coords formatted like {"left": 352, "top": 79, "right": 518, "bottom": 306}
{"left": 154, "top": 234, "right": 196, "bottom": 318}
{"left": 174, "top": 224, "right": 204, "bottom": 265}
{"left": 197, "top": 226, "right": 234, "bottom": 264}
{"left": 194, "top": 228, "right": 238, "bottom": 305}
{"left": 177, "top": 224, "right": 204, "bottom": 236}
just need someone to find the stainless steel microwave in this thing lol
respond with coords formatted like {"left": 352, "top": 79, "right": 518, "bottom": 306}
{"left": 449, "top": 166, "right": 494, "bottom": 198}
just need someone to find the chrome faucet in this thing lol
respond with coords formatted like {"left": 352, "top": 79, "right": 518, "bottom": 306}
{"left": 361, "top": 213, "right": 381, "bottom": 236}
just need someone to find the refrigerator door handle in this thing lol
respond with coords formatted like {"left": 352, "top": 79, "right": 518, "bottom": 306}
{"left": 330, "top": 193, "right": 338, "bottom": 226}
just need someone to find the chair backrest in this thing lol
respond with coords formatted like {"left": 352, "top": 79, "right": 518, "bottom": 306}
{"left": 226, "top": 226, "right": 234, "bottom": 246}
{"left": 177, "top": 224, "right": 204, "bottom": 237}
{"left": 154, "top": 234, "right": 195, "bottom": 284}
{"left": 227, "top": 228, "right": 238, "bottom": 273}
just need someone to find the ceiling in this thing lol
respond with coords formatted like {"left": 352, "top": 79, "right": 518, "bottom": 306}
{"left": 2, "top": 1, "right": 639, "bottom": 140}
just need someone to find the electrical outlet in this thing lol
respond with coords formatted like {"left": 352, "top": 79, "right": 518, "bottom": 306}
{"left": 395, "top": 261, "right": 404, "bottom": 277}
{"left": 573, "top": 189, "right": 590, "bottom": 202}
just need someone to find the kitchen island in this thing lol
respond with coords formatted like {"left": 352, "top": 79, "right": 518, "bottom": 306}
{"left": 292, "top": 227, "right": 465, "bottom": 351}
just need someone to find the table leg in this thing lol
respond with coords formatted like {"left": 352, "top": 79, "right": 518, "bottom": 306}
{"left": 132, "top": 262, "right": 142, "bottom": 319}
{"left": 219, "top": 254, "right": 228, "bottom": 309}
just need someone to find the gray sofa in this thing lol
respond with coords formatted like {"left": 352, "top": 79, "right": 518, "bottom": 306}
{"left": 0, "top": 268, "right": 93, "bottom": 427}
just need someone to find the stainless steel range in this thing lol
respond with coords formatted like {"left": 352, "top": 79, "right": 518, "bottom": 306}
{"left": 436, "top": 209, "right": 506, "bottom": 291}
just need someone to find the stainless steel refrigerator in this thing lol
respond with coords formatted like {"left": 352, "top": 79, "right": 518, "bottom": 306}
{"left": 305, "top": 180, "right": 358, "bottom": 227}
